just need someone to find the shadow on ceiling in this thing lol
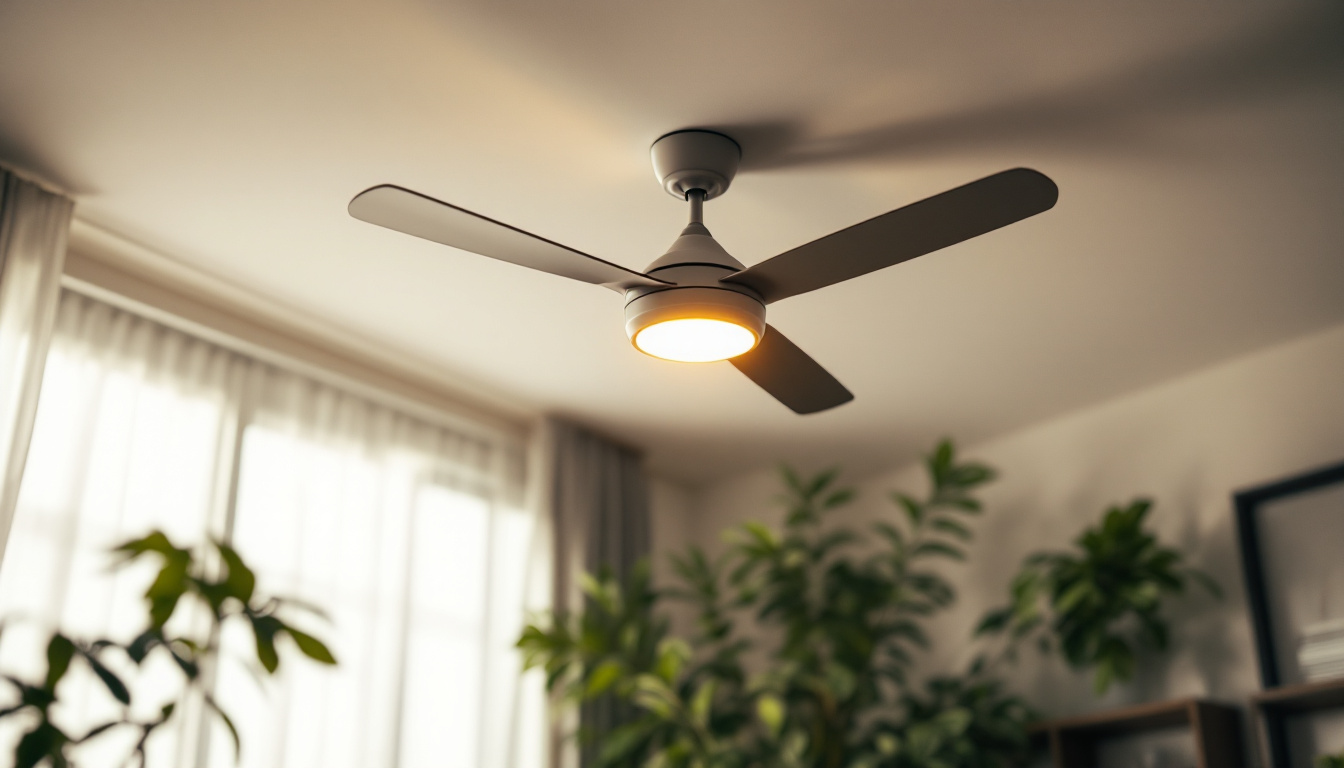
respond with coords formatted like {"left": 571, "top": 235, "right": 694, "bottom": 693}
{"left": 716, "top": 4, "right": 1344, "bottom": 172}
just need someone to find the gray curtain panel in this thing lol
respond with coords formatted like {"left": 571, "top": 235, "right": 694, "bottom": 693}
{"left": 545, "top": 418, "right": 650, "bottom": 768}
{"left": 0, "top": 168, "right": 73, "bottom": 564}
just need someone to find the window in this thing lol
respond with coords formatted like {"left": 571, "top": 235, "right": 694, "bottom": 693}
{"left": 0, "top": 291, "right": 541, "bottom": 768}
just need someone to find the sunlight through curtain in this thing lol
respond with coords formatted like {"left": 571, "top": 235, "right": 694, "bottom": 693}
{"left": 0, "top": 290, "right": 544, "bottom": 768}
{"left": 0, "top": 168, "right": 73, "bottom": 562}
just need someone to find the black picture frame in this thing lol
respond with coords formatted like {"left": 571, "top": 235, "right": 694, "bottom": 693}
{"left": 1235, "top": 459, "right": 1344, "bottom": 688}
{"left": 1234, "top": 459, "right": 1344, "bottom": 768}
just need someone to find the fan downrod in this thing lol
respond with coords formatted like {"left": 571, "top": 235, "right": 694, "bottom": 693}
{"left": 650, "top": 130, "right": 741, "bottom": 201}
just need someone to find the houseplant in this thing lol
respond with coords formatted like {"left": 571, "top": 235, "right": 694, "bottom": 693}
{"left": 975, "top": 499, "right": 1220, "bottom": 693}
{"left": 0, "top": 530, "right": 336, "bottom": 767}
{"left": 518, "top": 440, "right": 1034, "bottom": 768}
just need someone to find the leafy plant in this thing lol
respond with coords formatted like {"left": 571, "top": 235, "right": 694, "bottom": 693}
{"left": 0, "top": 530, "right": 337, "bottom": 768}
{"left": 976, "top": 499, "right": 1218, "bottom": 694}
{"left": 880, "top": 675, "right": 1034, "bottom": 768}
{"left": 518, "top": 439, "right": 1034, "bottom": 768}
{"left": 1318, "top": 751, "right": 1344, "bottom": 768}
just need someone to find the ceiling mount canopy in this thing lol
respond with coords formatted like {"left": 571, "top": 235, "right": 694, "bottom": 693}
{"left": 650, "top": 129, "right": 741, "bottom": 201}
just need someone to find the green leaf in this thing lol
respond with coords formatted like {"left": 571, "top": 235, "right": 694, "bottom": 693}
{"left": 655, "top": 638, "right": 690, "bottom": 683}
{"left": 1054, "top": 580, "right": 1094, "bottom": 613}
{"left": 892, "top": 493, "right": 923, "bottom": 526}
{"left": 631, "top": 674, "right": 678, "bottom": 718}
{"left": 195, "top": 579, "right": 230, "bottom": 619}
{"left": 974, "top": 607, "right": 1012, "bottom": 636}
{"left": 574, "top": 571, "right": 599, "bottom": 601}
{"left": 780, "top": 464, "right": 806, "bottom": 496}
{"left": 251, "top": 615, "right": 282, "bottom": 674}
{"left": 906, "top": 721, "right": 943, "bottom": 761}
{"left": 803, "top": 468, "right": 839, "bottom": 501}
{"left": 74, "top": 721, "right": 119, "bottom": 744}
{"left": 756, "top": 694, "right": 784, "bottom": 737}
{"left": 16, "top": 723, "right": 64, "bottom": 768}
{"left": 80, "top": 649, "right": 131, "bottom": 705}
{"left": 543, "top": 661, "right": 572, "bottom": 693}
{"left": 578, "top": 572, "right": 615, "bottom": 614}
{"left": 823, "top": 663, "right": 857, "bottom": 701}
{"left": 741, "top": 521, "right": 778, "bottom": 552}
{"left": 930, "top": 517, "right": 972, "bottom": 540}
{"left": 690, "top": 679, "right": 716, "bottom": 726}
{"left": 597, "top": 719, "right": 654, "bottom": 764}
{"left": 115, "top": 531, "right": 193, "bottom": 627}
{"left": 873, "top": 521, "right": 905, "bottom": 551}
{"left": 821, "top": 487, "right": 855, "bottom": 510}
{"left": 1092, "top": 657, "right": 1115, "bottom": 695}
{"left": 928, "top": 440, "right": 955, "bottom": 482}
{"left": 145, "top": 559, "right": 189, "bottom": 627}
{"left": 45, "top": 634, "right": 76, "bottom": 691}
{"left": 940, "top": 496, "right": 983, "bottom": 514}
{"left": 876, "top": 733, "right": 900, "bottom": 756}
{"left": 111, "top": 530, "right": 180, "bottom": 560}
{"left": 1091, "top": 639, "right": 1135, "bottom": 694}
{"left": 935, "top": 707, "right": 972, "bottom": 737}
{"left": 283, "top": 625, "right": 337, "bottom": 665}
{"left": 216, "top": 543, "right": 256, "bottom": 604}
{"left": 911, "top": 542, "right": 965, "bottom": 561}
{"left": 126, "top": 629, "right": 160, "bottom": 663}
{"left": 270, "top": 595, "right": 331, "bottom": 621}
{"left": 166, "top": 639, "right": 201, "bottom": 680}
{"left": 585, "top": 659, "right": 624, "bottom": 697}
{"left": 950, "top": 464, "right": 995, "bottom": 487}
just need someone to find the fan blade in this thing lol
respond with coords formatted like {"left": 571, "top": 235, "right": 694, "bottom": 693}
{"left": 730, "top": 325, "right": 853, "bottom": 414}
{"left": 349, "top": 185, "right": 670, "bottom": 292}
{"left": 722, "top": 168, "right": 1058, "bottom": 303}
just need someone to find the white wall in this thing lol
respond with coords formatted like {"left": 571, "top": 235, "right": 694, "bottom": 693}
{"left": 654, "top": 321, "right": 1344, "bottom": 727}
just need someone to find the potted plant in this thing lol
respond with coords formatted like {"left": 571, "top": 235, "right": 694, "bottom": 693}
{"left": 976, "top": 499, "right": 1219, "bottom": 694}
{"left": 519, "top": 440, "right": 1034, "bottom": 768}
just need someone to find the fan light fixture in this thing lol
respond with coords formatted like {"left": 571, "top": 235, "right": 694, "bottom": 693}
{"left": 634, "top": 318, "right": 757, "bottom": 363}
{"left": 623, "top": 285, "right": 767, "bottom": 364}
{"left": 347, "top": 125, "right": 1058, "bottom": 414}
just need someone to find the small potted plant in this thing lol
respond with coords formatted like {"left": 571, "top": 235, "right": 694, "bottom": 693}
{"left": 977, "top": 499, "right": 1220, "bottom": 693}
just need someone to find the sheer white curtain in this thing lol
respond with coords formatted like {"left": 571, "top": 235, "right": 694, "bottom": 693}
{"left": 0, "top": 168, "right": 74, "bottom": 559}
{"left": 0, "top": 290, "right": 545, "bottom": 768}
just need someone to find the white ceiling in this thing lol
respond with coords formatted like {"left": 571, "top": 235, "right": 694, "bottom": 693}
{"left": 2, "top": 1, "right": 1341, "bottom": 484}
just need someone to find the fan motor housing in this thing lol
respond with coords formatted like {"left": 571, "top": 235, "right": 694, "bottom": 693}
{"left": 624, "top": 221, "right": 766, "bottom": 351}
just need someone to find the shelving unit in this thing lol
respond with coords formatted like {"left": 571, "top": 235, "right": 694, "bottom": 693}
{"left": 1251, "top": 677, "right": 1344, "bottom": 767}
{"left": 1028, "top": 697, "right": 1244, "bottom": 768}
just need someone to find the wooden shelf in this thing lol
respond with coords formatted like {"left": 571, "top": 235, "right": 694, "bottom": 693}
{"left": 1251, "top": 677, "right": 1344, "bottom": 767}
{"left": 1029, "top": 698, "right": 1245, "bottom": 768}
{"left": 1252, "top": 676, "right": 1344, "bottom": 714}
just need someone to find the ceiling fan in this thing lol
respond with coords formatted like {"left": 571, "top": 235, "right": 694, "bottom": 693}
{"left": 348, "top": 130, "right": 1058, "bottom": 414}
